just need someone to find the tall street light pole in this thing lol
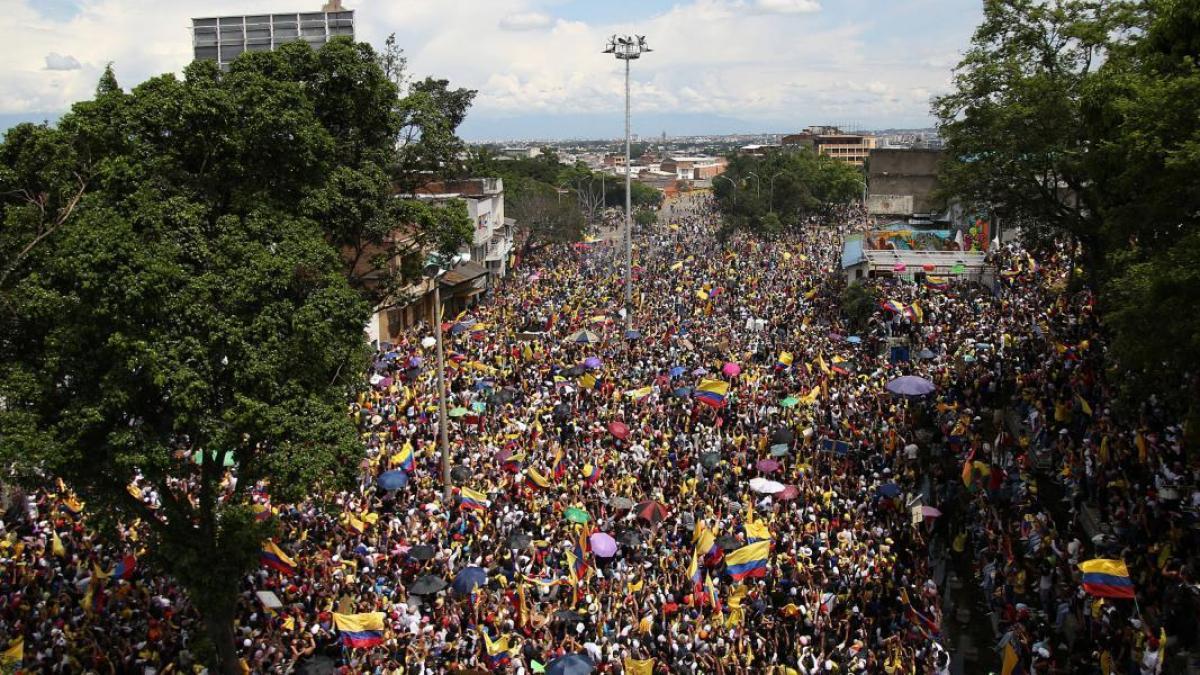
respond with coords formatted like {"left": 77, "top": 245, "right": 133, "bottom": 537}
{"left": 425, "top": 254, "right": 465, "bottom": 503}
{"left": 604, "top": 34, "right": 651, "bottom": 333}
{"left": 714, "top": 174, "right": 736, "bottom": 207}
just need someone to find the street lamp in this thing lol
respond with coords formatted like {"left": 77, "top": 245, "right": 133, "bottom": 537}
{"left": 714, "top": 174, "right": 737, "bottom": 207}
{"left": 424, "top": 252, "right": 468, "bottom": 503}
{"left": 767, "top": 172, "right": 785, "bottom": 213}
{"left": 746, "top": 171, "right": 762, "bottom": 199}
{"left": 851, "top": 175, "right": 867, "bottom": 206}
{"left": 603, "top": 34, "right": 651, "bottom": 333}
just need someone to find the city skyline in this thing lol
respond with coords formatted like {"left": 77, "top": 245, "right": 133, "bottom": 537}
{"left": 3, "top": 0, "right": 982, "bottom": 140}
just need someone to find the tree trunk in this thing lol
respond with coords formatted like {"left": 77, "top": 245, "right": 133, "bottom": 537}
{"left": 203, "top": 603, "right": 241, "bottom": 675}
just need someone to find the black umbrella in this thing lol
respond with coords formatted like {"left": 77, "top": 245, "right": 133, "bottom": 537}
{"left": 563, "top": 365, "right": 584, "bottom": 377}
{"left": 409, "top": 575, "right": 448, "bottom": 595}
{"left": 547, "top": 654, "right": 594, "bottom": 675}
{"left": 496, "top": 388, "right": 517, "bottom": 404}
{"left": 553, "top": 403, "right": 572, "bottom": 420}
{"left": 408, "top": 545, "right": 436, "bottom": 561}
{"left": 699, "top": 452, "right": 721, "bottom": 469}
{"left": 616, "top": 530, "right": 642, "bottom": 547}
{"left": 295, "top": 655, "right": 337, "bottom": 675}
{"left": 716, "top": 534, "right": 740, "bottom": 550}
{"left": 553, "top": 609, "right": 585, "bottom": 624}
{"left": 770, "top": 428, "right": 794, "bottom": 446}
{"left": 634, "top": 501, "right": 668, "bottom": 524}
{"left": 507, "top": 532, "right": 533, "bottom": 550}
{"left": 450, "top": 466, "right": 472, "bottom": 485}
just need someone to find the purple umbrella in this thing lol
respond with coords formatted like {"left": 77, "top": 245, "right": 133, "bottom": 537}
{"left": 376, "top": 376, "right": 394, "bottom": 389}
{"left": 589, "top": 532, "right": 618, "bottom": 558}
{"left": 755, "top": 459, "right": 781, "bottom": 473}
{"left": 583, "top": 356, "right": 603, "bottom": 370}
{"left": 885, "top": 375, "right": 936, "bottom": 398}
{"left": 722, "top": 362, "right": 741, "bottom": 377}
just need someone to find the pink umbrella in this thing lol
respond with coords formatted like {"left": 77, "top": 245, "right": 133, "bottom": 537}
{"left": 755, "top": 459, "right": 781, "bottom": 473}
{"left": 921, "top": 506, "right": 942, "bottom": 518}
{"left": 589, "top": 532, "right": 618, "bottom": 558}
{"left": 777, "top": 485, "right": 800, "bottom": 501}
{"left": 722, "top": 362, "right": 742, "bottom": 377}
{"left": 894, "top": 263, "right": 907, "bottom": 272}
{"left": 607, "top": 421, "right": 630, "bottom": 440}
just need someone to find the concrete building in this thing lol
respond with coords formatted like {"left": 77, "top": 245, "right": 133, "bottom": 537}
{"left": 782, "top": 126, "right": 876, "bottom": 166}
{"left": 411, "top": 178, "right": 512, "bottom": 282}
{"left": 499, "top": 147, "right": 541, "bottom": 160}
{"left": 867, "top": 149, "right": 943, "bottom": 217}
{"left": 660, "top": 156, "right": 728, "bottom": 181}
{"left": 191, "top": 1, "right": 353, "bottom": 69}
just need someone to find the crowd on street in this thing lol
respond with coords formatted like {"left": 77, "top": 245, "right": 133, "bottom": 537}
{"left": 0, "top": 192, "right": 1193, "bottom": 674}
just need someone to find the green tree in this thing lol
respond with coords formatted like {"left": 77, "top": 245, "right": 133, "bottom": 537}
{"left": 714, "top": 149, "right": 859, "bottom": 233}
{"left": 934, "top": 0, "right": 1143, "bottom": 279}
{"left": 840, "top": 283, "right": 879, "bottom": 331}
{"left": 0, "top": 41, "right": 444, "bottom": 674}
{"left": 508, "top": 177, "right": 586, "bottom": 252}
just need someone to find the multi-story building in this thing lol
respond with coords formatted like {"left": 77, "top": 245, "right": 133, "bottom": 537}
{"left": 867, "top": 148, "right": 944, "bottom": 217}
{"left": 782, "top": 126, "right": 876, "bottom": 166}
{"left": 660, "top": 156, "right": 728, "bottom": 181}
{"left": 191, "top": 1, "right": 354, "bottom": 69}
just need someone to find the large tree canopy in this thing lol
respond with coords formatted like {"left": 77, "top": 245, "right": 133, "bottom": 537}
{"left": 936, "top": 0, "right": 1200, "bottom": 427}
{"left": 713, "top": 149, "right": 862, "bottom": 238}
{"left": 0, "top": 37, "right": 477, "bottom": 673}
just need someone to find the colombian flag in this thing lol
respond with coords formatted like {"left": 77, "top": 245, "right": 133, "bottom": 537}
{"left": 724, "top": 541, "right": 770, "bottom": 580}
{"left": 112, "top": 554, "right": 137, "bottom": 580}
{"left": 332, "top": 612, "right": 385, "bottom": 649}
{"left": 260, "top": 540, "right": 297, "bottom": 576}
{"left": 880, "top": 299, "right": 907, "bottom": 315}
{"left": 1079, "top": 559, "right": 1135, "bottom": 599}
{"left": 582, "top": 462, "right": 600, "bottom": 487}
{"left": 526, "top": 468, "right": 553, "bottom": 490}
{"left": 776, "top": 352, "right": 793, "bottom": 370}
{"left": 906, "top": 301, "right": 924, "bottom": 323}
{"left": 395, "top": 442, "right": 414, "bottom": 472}
{"left": 625, "top": 385, "right": 653, "bottom": 401}
{"left": 1001, "top": 641, "right": 1024, "bottom": 675}
{"left": 460, "top": 487, "right": 490, "bottom": 511}
{"left": 694, "top": 378, "right": 730, "bottom": 409}
{"left": 480, "top": 628, "right": 520, "bottom": 667}
{"left": 925, "top": 275, "right": 949, "bottom": 291}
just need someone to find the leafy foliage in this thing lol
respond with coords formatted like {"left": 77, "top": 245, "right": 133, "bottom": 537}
{"left": 0, "top": 36, "right": 475, "bottom": 672}
{"left": 937, "top": 0, "right": 1200, "bottom": 422}
{"left": 713, "top": 149, "right": 861, "bottom": 235}
{"left": 840, "top": 283, "right": 879, "bottom": 331}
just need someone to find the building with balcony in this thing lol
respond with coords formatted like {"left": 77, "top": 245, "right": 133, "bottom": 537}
{"left": 191, "top": 1, "right": 354, "bottom": 69}
{"left": 782, "top": 126, "right": 876, "bottom": 166}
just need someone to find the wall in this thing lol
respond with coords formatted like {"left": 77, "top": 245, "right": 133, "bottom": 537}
{"left": 868, "top": 149, "right": 943, "bottom": 214}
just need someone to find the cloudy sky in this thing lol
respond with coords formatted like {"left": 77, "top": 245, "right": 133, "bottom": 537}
{"left": 2, "top": 0, "right": 982, "bottom": 140}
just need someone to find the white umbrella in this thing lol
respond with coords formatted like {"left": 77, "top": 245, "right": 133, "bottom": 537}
{"left": 749, "top": 478, "right": 786, "bottom": 494}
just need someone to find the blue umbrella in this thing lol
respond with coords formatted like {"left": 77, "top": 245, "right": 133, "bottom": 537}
{"left": 877, "top": 482, "right": 901, "bottom": 498}
{"left": 672, "top": 387, "right": 693, "bottom": 398}
{"left": 847, "top": 335, "right": 862, "bottom": 344}
{"left": 583, "top": 356, "right": 602, "bottom": 369}
{"left": 885, "top": 375, "right": 936, "bottom": 398}
{"left": 547, "top": 654, "right": 594, "bottom": 675}
{"left": 669, "top": 366, "right": 686, "bottom": 378}
{"left": 624, "top": 329, "right": 642, "bottom": 340}
{"left": 377, "top": 470, "right": 409, "bottom": 491}
{"left": 452, "top": 566, "right": 488, "bottom": 596}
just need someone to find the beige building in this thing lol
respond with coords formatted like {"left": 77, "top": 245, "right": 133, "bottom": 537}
{"left": 782, "top": 126, "right": 876, "bottom": 166}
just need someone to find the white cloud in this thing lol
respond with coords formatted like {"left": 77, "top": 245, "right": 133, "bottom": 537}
{"left": 498, "top": 11, "right": 554, "bottom": 31}
{"left": 44, "top": 52, "right": 81, "bottom": 70}
{"left": 753, "top": 0, "right": 821, "bottom": 14}
{"left": 0, "top": 0, "right": 972, "bottom": 132}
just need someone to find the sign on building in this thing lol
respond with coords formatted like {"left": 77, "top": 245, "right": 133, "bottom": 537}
{"left": 867, "top": 194, "right": 914, "bottom": 216}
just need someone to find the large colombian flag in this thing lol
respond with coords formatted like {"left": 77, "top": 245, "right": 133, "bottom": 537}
{"left": 694, "top": 378, "right": 730, "bottom": 409}
{"left": 724, "top": 540, "right": 770, "bottom": 581}
{"left": 260, "top": 540, "right": 297, "bottom": 576}
{"left": 332, "top": 612, "right": 386, "bottom": 648}
{"left": 1079, "top": 559, "right": 1135, "bottom": 599}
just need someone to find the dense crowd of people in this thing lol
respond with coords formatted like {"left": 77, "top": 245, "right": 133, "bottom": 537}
{"left": 0, "top": 192, "right": 1192, "bottom": 674}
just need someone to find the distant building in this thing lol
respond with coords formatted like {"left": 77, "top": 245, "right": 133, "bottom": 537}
{"left": 782, "top": 126, "right": 876, "bottom": 166}
{"left": 660, "top": 156, "right": 727, "bottom": 181}
{"left": 191, "top": 1, "right": 354, "bottom": 70}
{"left": 739, "top": 144, "right": 779, "bottom": 156}
{"left": 410, "top": 178, "right": 512, "bottom": 283}
{"left": 866, "top": 149, "right": 943, "bottom": 217}
{"left": 499, "top": 147, "right": 541, "bottom": 160}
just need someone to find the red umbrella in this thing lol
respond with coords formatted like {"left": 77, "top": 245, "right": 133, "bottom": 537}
{"left": 607, "top": 421, "right": 630, "bottom": 440}
{"left": 755, "top": 459, "right": 781, "bottom": 473}
{"left": 777, "top": 485, "right": 800, "bottom": 501}
{"left": 634, "top": 500, "right": 668, "bottom": 524}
